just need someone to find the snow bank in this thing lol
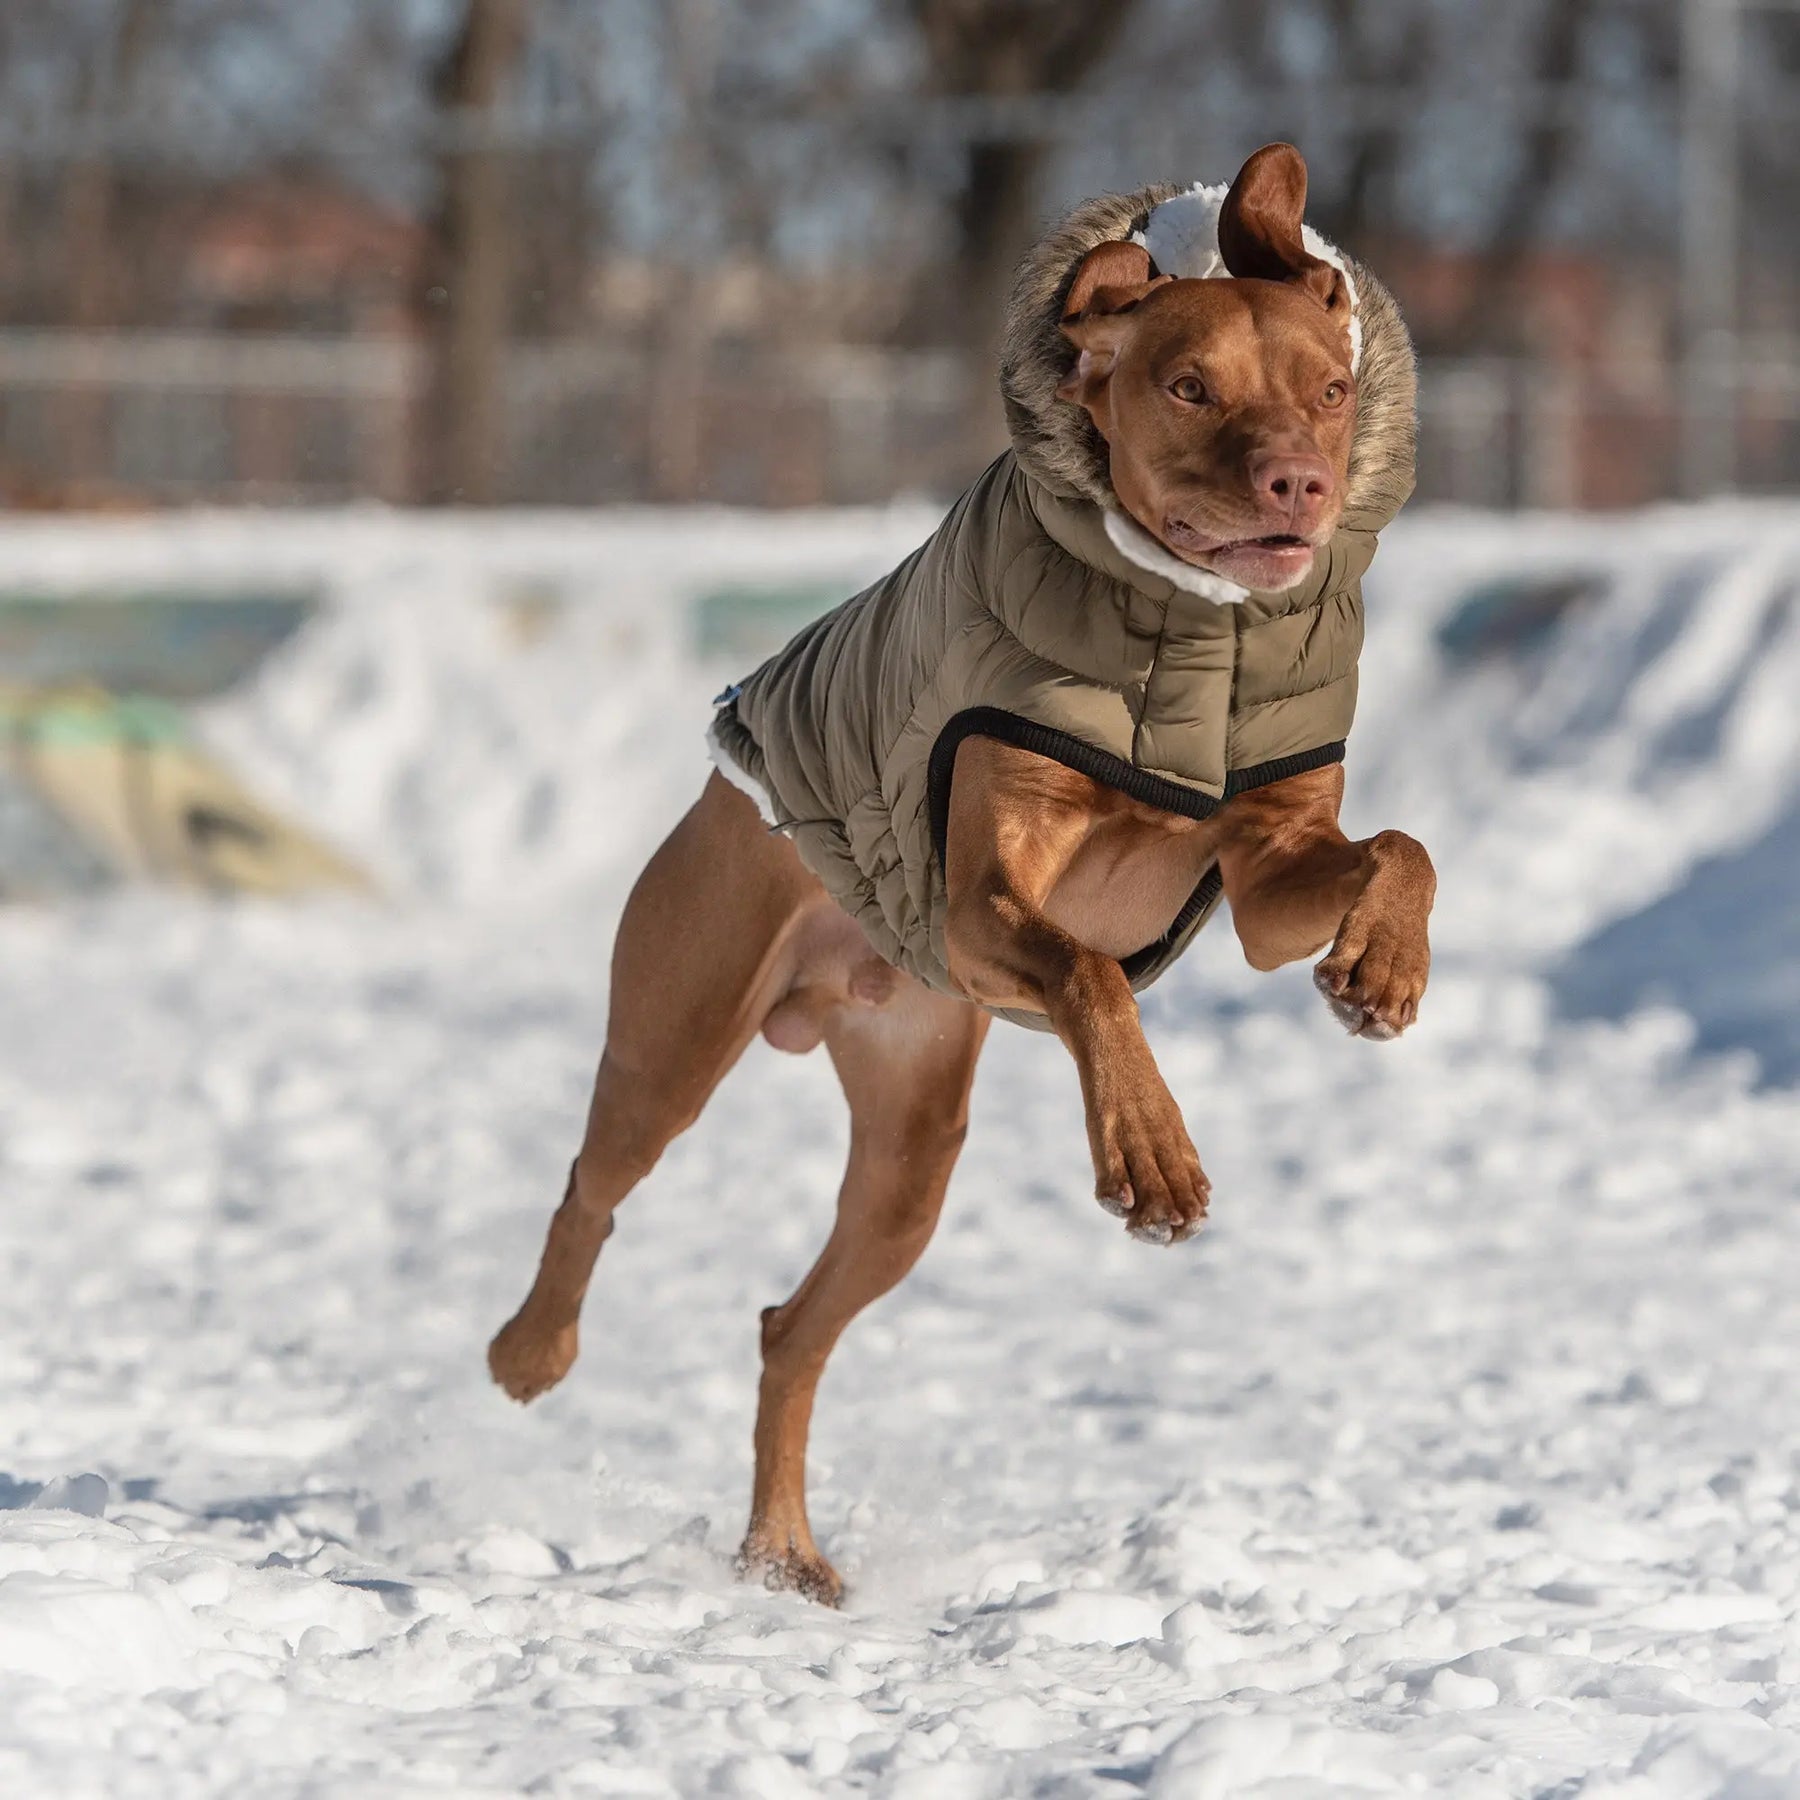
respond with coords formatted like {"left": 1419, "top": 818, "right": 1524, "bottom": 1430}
{"left": 1356, "top": 506, "right": 1800, "bottom": 956}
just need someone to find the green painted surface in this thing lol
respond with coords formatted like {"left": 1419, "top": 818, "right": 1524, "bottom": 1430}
{"left": 0, "top": 690, "right": 190, "bottom": 745}
{"left": 691, "top": 582, "right": 849, "bottom": 660}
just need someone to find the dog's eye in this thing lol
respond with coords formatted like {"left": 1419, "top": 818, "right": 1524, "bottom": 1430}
{"left": 1321, "top": 381, "right": 1349, "bottom": 408}
{"left": 1169, "top": 376, "right": 1208, "bottom": 405}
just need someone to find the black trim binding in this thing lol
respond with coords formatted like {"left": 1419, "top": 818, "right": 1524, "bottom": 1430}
{"left": 926, "top": 705, "right": 1346, "bottom": 982}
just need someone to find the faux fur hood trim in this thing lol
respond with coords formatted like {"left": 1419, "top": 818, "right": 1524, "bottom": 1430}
{"left": 998, "top": 180, "right": 1418, "bottom": 533}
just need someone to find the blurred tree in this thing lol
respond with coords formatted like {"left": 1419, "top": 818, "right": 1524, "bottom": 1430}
{"left": 888, "top": 0, "right": 1145, "bottom": 469}
{"left": 62, "top": 0, "right": 160, "bottom": 331}
{"left": 1313, "top": 0, "right": 1434, "bottom": 252}
{"left": 907, "top": 0, "right": 1139, "bottom": 360}
{"left": 58, "top": 0, "right": 161, "bottom": 484}
{"left": 646, "top": 0, "right": 716, "bottom": 503}
{"left": 512, "top": 6, "right": 608, "bottom": 340}
{"left": 1447, "top": 0, "right": 1597, "bottom": 354}
{"left": 419, "top": 0, "right": 532, "bottom": 504}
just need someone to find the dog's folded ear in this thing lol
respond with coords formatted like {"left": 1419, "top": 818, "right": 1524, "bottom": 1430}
{"left": 1218, "top": 143, "right": 1347, "bottom": 320}
{"left": 1056, "top": 242, "right": 1171, "bottom": 409}
{"left": 1060, "top": 240, "right": 1169, "bottom": 326}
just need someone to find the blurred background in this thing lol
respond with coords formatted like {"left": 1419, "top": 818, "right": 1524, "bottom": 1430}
{"left": 0, "top": 0, "right": 1792, "bottom": 511}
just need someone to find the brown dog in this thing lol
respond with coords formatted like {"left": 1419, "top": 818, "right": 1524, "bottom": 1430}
{"left": 488, "top": 145, "right": 1434, "bottom": 1605}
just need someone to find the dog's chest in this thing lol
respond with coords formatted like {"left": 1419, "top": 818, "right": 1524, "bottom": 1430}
{"left": 1043, "top": 800, "right": 1224, "bottom": 961}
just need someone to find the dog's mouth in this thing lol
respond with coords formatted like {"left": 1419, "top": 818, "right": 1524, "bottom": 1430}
{"left": 1160, "top": 519, "right": 1320, "bottom": 590}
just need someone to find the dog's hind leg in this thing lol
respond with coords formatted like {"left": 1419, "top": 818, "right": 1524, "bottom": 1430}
{"left": 739, "top": 982, "right": 988, "bottom": 1605}
{"left": 488, "top": 772, "right": 821, "bottom": 1404}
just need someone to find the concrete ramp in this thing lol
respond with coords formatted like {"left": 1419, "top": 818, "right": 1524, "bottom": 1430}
{"left": 0, "top": 585, "right": 367, "bottom": 899}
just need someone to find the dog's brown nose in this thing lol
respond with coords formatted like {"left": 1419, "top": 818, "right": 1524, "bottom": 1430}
{"left": 1249, "top": 451, "right": 1335, "bottom": 526}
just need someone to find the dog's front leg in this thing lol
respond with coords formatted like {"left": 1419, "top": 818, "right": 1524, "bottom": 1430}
{"left": 1218, "top": 765, "right": 1436, "bottom": 1039}
{"left": 943, "top": 739, "right": 1209, "bottom": 1244}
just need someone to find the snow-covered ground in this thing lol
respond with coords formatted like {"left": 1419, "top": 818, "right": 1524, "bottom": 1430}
{"left": 3, "top": 507, "right": 1800, "bottom": 1796}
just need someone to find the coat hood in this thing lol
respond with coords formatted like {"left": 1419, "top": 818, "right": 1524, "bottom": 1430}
{"left": 999, "top": 179, "right": 1417, "bottom": 545}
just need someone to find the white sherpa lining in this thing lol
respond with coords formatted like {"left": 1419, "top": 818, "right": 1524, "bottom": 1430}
{"left": 706, "top": 716, "right": 779, "bottom": 825}
{"left": 1103, "top": 509, "right": 1252, "bottom": 603}
{"left": 1131, "top": 184, "right": 1364, "bottom": 374}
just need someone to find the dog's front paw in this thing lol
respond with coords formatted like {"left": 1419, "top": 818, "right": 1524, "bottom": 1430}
{"left": 1314, "top": 906, "right": 1429, "bottom": 1040}
{"left": 488, "top": 1311, "right": 579, "bottom": 1403}
{"left": 1091, "top": 1074, "right": 1210, "bottom": 1245}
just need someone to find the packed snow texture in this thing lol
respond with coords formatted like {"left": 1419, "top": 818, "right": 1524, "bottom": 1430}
{"left": 2, "top": 506, "right": 1800, "bottom": 1797}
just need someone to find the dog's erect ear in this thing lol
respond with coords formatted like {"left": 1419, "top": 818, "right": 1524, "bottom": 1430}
{"left": 1056, "top": 241, "right": 1171, "bottom": 409}
{"left": 1217, "top": 142, "right": 1347, "bottom": 320}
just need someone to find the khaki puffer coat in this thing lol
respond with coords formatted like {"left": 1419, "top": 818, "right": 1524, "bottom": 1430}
{"left": 711, "top": 180, "right": 1417, "bottom": 1026}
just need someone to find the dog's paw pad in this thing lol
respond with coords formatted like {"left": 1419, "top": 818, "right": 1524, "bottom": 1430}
{"left": 1313, "top": 962, "right": 1409, "bottom": 1039}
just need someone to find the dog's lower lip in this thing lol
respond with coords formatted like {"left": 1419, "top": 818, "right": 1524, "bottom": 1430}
{"left": 1160, "top": 520, "right": 1320, "bottom": 586}
{"left": 1192, "top": 534, "right": 1321, "bottom": 591}
{"left": 1163, "top": 521, "right": 1313, "bottom": 554}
